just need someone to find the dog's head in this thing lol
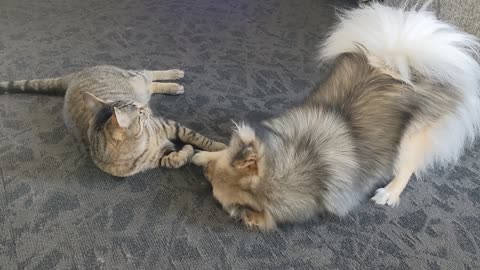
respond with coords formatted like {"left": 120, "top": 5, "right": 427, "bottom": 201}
{"left": 191, "top": 123, "right": 276, "bottom": 230}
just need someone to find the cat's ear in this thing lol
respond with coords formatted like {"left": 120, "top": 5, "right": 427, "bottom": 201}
{"left": 112, "top": 107, "right": 134, "bottom": 129}
{"left": 83, "top": 92, "right": 105, "bottom": 114}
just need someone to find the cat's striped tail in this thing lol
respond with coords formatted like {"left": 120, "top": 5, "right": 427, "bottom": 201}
{"left": 0, "top": 77, "right": 70, "bottom": 95}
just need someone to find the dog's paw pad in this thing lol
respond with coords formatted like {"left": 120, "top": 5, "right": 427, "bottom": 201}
{"left": 371, "top": 188, "right": 400, "bottom": 207}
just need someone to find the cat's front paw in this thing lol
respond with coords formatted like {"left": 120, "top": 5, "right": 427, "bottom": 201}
{"left": 159, "top": 144, "right": 194, "bottom": 169}
{"left": 208, "top": 142, "right": 228, "bottom": 152}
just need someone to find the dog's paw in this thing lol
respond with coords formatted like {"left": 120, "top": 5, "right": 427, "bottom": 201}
{"left": 224, "top": 205, "right": 241, "bottom": 219}
{"left": 241, "top": 209, "right": 276, "bottom": 231}
{"left": 371, "top": 187, "right": 400, "bottom": 207}
{"left": 181, "top": 144, "right": 194, "bottom": 155}
{"left": 170, "top": 69, "right": 185, "bottom": 79}
{"left": 242, "top": 210, "right": 263, "bottom": 230}
{"left": 191, "top": 151, "right": 206, "bottom": 165}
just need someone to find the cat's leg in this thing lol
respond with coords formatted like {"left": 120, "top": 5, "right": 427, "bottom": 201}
{"left": 372, "top": 127, "right": 432, "bottom": 206}
{"left": 159, "top": 144, "right": 194, "bottom": 168}
{"left": 148, "top": 82, "right": 184, "bottom": 95}
{"left": 168, "top": 121, "right": 227, "bottom": 152}
{"left": 148, "top": 69, "right": 184, "bottom": 81}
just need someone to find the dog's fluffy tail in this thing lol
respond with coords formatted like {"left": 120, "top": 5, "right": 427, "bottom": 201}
{"left": 319, "top": 2, "right": 480, "bottom": 168}
{"left": 319, "top": 2, "right": 479, "bottom": 86}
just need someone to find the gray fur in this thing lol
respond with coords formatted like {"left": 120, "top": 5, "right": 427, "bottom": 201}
{"left": 1, "top": 65, "right": 226, "bottom": 177}
{"left": 258, "top": 53, "right": 459, "bottom": 220}
{"left": 192, "top": 53, "right": 461, "bottom": 229}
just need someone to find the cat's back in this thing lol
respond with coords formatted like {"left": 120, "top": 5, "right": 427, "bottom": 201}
{"left": 67, "top": 65, "right": 135, "bottom": 99}
{"left": 63, "top": 65, "right": 143, "bottom": 144}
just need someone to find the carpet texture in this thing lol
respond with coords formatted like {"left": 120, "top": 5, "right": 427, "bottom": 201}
{"left": 1, "top": 0, "right": 479, "bottom": 269}
{"left": 383, "top": 0, "right": 480, "bottom": 37}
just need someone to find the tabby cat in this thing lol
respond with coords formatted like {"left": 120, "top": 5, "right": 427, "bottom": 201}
{"left": 0, "top": 65, "right": 226, "bottom": 176}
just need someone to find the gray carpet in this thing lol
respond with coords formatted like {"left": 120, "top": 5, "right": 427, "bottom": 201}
{"left": 1, "top": 0, "right": 479, "bottom": 269}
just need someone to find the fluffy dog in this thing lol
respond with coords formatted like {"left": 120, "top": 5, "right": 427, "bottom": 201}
{"left": 192, "top": 2, "right": 480, "bottom": 230}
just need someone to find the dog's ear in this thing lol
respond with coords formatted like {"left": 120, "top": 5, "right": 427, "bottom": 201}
{"left": 230, "top": 123, "right": 260, "bottom": 175}
{"left": 231, "top": 144, "right": 258, "bottom": 173}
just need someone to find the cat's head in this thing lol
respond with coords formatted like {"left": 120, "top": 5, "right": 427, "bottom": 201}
{"left": 83, "top": 92, "right": 151, "bottom": 141}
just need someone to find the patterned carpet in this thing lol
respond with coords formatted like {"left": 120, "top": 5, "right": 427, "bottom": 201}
{"left": 0, "top": 0, "right": 479, "bottom": 269}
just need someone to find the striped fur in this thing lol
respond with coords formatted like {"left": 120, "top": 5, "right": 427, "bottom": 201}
{"left": 0, "top": 77, "right": 69, "bottom": 95}
{"left": 192, "top": 3, "right": 480, "bottom": 230}
{"left": 1, "top": 65, "right": 226, "bottom": 177}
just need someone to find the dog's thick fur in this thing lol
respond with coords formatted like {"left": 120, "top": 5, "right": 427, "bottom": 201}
{"left": 192, "top": 2, "right": 480, "bottom": 230}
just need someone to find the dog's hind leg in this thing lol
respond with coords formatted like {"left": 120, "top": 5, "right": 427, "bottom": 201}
{"left": 372, "top": 127, "right": 432, "bottom": 206}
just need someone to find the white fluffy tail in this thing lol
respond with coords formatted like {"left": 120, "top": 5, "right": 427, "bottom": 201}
{"left": 319, "top": 2, "right": 480, "bottom": 87}
{"left": 319, "top": 2, "right": 480, "bottom": 168}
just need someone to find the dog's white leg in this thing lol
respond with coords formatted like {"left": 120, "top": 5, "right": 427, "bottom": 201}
{"left": 372, "top": 128, "right": 431, "bottom": 206}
